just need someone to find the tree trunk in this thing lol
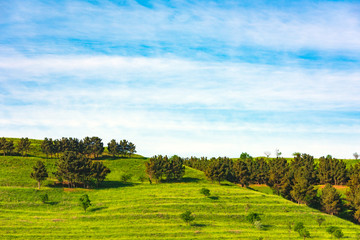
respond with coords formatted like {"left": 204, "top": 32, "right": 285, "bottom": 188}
{"left": 38, "top": 181, "right": 41, "bottom": 189}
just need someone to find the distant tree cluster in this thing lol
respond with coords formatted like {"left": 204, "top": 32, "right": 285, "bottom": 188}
{"left": 145, "top": 155, "right": 185, "bottom": 183}
{"left": 0, "top": 137, "right": 31, "bottom": 156}
{"left": 41, "top": 137, "right": 104, "bottom": 159}
{"left": 54, "top": 151, "right": 110, "bottom": 188}
{"left": 184, "top": 152, "right": 360, "bottom": 222}
{"left": 107, "top": 139, "right": 136, "bottom": 157}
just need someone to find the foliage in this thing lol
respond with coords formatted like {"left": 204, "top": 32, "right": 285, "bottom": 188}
{"left": 232, "top": 159, "right": 250, "bottom": 187}
{"left": 17, "top": 137, "right": 31, "bottom": 157}
{"left": 298, "top": 228, "right": 310, "bottom": 239}
{"left": 294, "top": 222, "right": 305, "bottom": 232}
{"left": 79, "top": 194, "right": 91, "bottom": 212}
{"left": 55, "top": 151, "right": 110, "bottom": 188}
{"left": 316, "top": 215, "right": 325, "bottom": 227}
{"left": 246, "top": 212, "right": 261, "bottom": 224}
{"left": 321, "top": 184, "right": 343, "bottom": 215}
{"left": 30, "top": 160, "right": 48, "bottom": 189}
{"left": 39, "top": 193, "right": 49, "bottom": 203}
{"left": 145, "top": 155, "right": 185, "bottom": 183}
{"left": 0, "top": 137, "right": 15, "bottom": 156}
{"left": 200, "top": 188, "right": 210, "bottom": 197}
{"left": 120, "top": 173, "right": 132, "bottom": 183}
{"left": 318, "top": 156, "right": 347, "bottom": 185}
{"left": 180, "top": 210, "right": 195, "bottom": 225}
{"left": 204, "top": 157, "right": 232, "bottom": 184}
{"left": 326, "top": 226, "right": 339, "bottom": 234}
{"left": 333, "top": 229, "right": 344, "bottom": 239}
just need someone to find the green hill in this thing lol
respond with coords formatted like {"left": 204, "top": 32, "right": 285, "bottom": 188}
{"left": 0, "top": 141, "right": 360, "bottom": 239}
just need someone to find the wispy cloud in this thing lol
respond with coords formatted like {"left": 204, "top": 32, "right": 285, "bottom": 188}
{"left": 0, "top": 0, "right": 359, "bottom": 158}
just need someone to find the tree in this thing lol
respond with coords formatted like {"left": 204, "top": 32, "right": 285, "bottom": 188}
{"left": 30, "top": 161, "right": 48, "bottom": 189}
{"left": 2, "top": 139, "right": 15, "bottom": 156}
{"left": 275, "top": 149, "right": 282, "bottom": 157}
{"left": 333, "top": 229, "right": 344, "bottom": 239}
{"left": 41, "top": 138, "right": 54, "bottom": 158}
{"left": 145, "top": 155, "right": 165, "bottom": 183}
{"left": 316, "top": 216, "right": 325, "bottom": 227}
{"left": 90, "top": 161, "right": 111, "bottom": 187}
{"left": 55, "top": 151, "right": 92, "bottom": 188}
{"left": 294, "top": 222, "right": 305, "bottom": 232}
{"left": 290, "top": 170, "right": 317, "bottom": 205}
{"left": 264, "top": 151, "right": 271, "bottom": 158}
{"left": 246, "top": 212, "right": 261, "bottom": 224}
{"left": 268, "top": 157, "right": 289, "bottom": 195}
{"left": 204, "top": 157, "right": 231, "bottom": 184}
{"left": 17, "top": 137, "right": 31, "bottom": 157}
{"left": 200, "top": 188, "right": 210, "bottom": 197}
{"left": 180, "top": 210, "right": 195, "bottom": 225}
{"left": 346, "top": 163, "right": 360, "bottom": 222}
{"left": 127, "top": 142, "right": 136, "bottom": 157}
{"left": 321, "top": 184, "right": 343, "bottom": 215}
{"left": 107, "top": 139, "right": 119, "bottom": 157}
{"left": 298, "top": 228, "right": 310, "bottom": 240}
{"left": 79, "top": 194, "right": 91, "bottom": 212}
{"left": 233, "top": 160, "right": 250, "bottom": 187}
{"left": 354, "top": 152, "right": 359, "bottom": 160}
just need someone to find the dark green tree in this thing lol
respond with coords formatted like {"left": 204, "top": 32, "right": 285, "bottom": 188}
{"left": 90, "top": 161, "right": 111, "bottom": 187}
{"left": 233, "top": 160, "right": 250, "bottom": 187}
{"left": 321, "top": 184, "right": 343, "bottom": 215}
{"left": 79, "top": 194, "right": 91, "bottom": 212}
{"left": 107, "top": 139, "right": 119, "bottom": 157}
{"left": 298, "top": 228, "right": 310, "bottom": 240}
{"left": 41, "top": 138, "right": 54, "bottom": 158}
{"left": 145, "top": 155, "right": 165, "bottom": 183}
{"left": 180, "top": 210, "right": 195, "bottom": 225}
{"left": 346, "top": 163, "right": 360, "bottom": 222}
{"left": 246, "top": 212, "right": 261, "bottom": 224}
{"left": 204, "top": 157, "right": 232, "bottom": 184}
{"left": 290, "top": 170, "right": 317, "bottom": 205}
{"left": 200, "top": 188, "right": 210, "bottom": 197}
{"left": 316, "top": 216, "right": 325, "bottom": 227}
{"left": 127, "top": 142, "right": 136, "bottom": 157}
{"left": 2, "top": 139, "right": 15, "bottom": 156}
{"left": 17, "top": 137, "right": 31, "bottom": 156}
{"left": 30, "top": 160, "right": 48, "bottom": 189}
{"left": 268, "top": 157, "right": 289, "bottom": 195}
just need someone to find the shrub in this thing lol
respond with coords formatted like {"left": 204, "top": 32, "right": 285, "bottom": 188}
{"left": 120, "top": 174, "right": 132, "bottom": 183}
{"left": 294, "top": 222, "right": 305, "bottom": 232}
{"left": 180, "top": 210, "right": 195, "bottom": 225}
{"left": 246, "top": 212, "right": 261, "bottom": 224}
{"left": 39, "top": 193, "right": 49, "bottom": 203}
{"left": 326, "top": 226, "right": 338, "bottom": 234}
{"left": 138, "top": 175, "right": 146, "bottom": 183}
{"left": 200, "top": 188, "right": 210, "bottom": 197}
{"left": 316, "top": 215, "right": 325, "bottom": 227}
{"left": 298, "top": 228, "right": 310, "bottom": 239}
{"left": 79, "top": 194, "right": 91, "bottom": 212}
{"left": 333, "top": 229, "right": 344, "bottom": 239}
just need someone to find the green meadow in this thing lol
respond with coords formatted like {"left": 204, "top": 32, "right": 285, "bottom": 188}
{"left": 1, "top": 155, "right": 360, "bottom": 239}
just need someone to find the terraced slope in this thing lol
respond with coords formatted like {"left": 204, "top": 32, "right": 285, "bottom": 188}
{"left": 0, "top": 156, "right": 360, "bottom": 239}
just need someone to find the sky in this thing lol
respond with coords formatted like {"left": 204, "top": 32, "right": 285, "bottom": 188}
{"left": 0, "top": 0, "right": 360, "bottom": 158}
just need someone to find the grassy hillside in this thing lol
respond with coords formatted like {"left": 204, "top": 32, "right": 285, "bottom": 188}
{"left": 1, "top": 154, "right": 360, "bottom": 240}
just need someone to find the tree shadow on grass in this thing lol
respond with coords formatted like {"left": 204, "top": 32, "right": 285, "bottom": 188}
{"left": 208, "top": 196, "right": 219, "bottom": 200}
{"left": 45, "top": 201, "right": 59, "bottom": 205}
{"left": 261, "top": 224, "right": 273, "bottom": 231}
{"left": 98, "top": 181, "right": 139, "bottom": 189}
{"left": 191, "top": 223, "right": 207, "bottom": 227}
{"left": 89, "top": 206, "right": 108, "bottom": 212}
{"left": 161, "top": 177, "right": 201, "bottom": 183}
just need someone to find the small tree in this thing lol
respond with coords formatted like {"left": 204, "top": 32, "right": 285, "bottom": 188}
{"left": 40, "top": 193, "right": 49, "bottom": 203}
{"left": 264, "top": 151, "right": 271, "bottom": 158}
{"left": 79, "top": 194, "right": 91, "bottom": 212}
{"left": 299, "top": 228, "right": 310, "bottom": 240}
{"left": 294, "top": 222, "right": 305, "bottom": 232}
{"left": 321, "top": 184, "right": 342, "bottom": 215}
{"left": 316, "top": 215, "right": 325, "bottom": 227}
{"left": 333, "top": 229, "right": 344, "bottom": 239}
{"left": 246, "top": 212, "right": 261, "bottom": 224}
{"left": 120, "top": 174, "right": 132, "bottom": 183}
{"left": 17, "top": 137, "right": 31, "bottom": 157}
{"left": 354, "top": 152, "right": 359, "bottom": 160}
{"left": 30, "top": 161, "right": 48, "bottom": 189}
{"left": 200, "top": 188, "right": 210, "bottom": 197}
{"left": 180, "top": 210, "right": 195, "bottom": 225}
{"left": 275, "top": 149, "right": 282, "bottom": 158}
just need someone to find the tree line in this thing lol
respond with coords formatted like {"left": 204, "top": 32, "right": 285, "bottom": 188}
{"left": 40, "top": 137, "right": 136, "bottom": 159}
{"left": 31, "top": 151, "right": 111, "bottom": 189}
{"left": 145, "top": 155, "right": 185, "bottom": 183}
{"left": 0, "top": 137, "right": 31, "bottom": 156}
{"left": 184, "top": 153, "right": 360, "bottom": 223}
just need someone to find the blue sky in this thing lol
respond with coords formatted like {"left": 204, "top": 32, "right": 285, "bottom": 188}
{"left": 0, "top": 0, "right": 360, "bottom": 158}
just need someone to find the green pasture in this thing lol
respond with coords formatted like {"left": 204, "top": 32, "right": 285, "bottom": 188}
{"left": 1, "top": 153, "right": 360, "bottom": 239}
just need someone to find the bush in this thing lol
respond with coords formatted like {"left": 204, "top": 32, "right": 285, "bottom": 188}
{"left": 246, "top": 212, "right": 261, "bottom": 224}
{"left": 316, "top": 215, "right": 325, "bottom": 227}
{"left": 39, "top": 193, "right": 49, "bottom": 203}
{"left": 180, "top": 210, "right": 195, "bottom": 225}
{"left": 326, "top": 226, "right": 338, "bottom": 234}
{"left": 138, "top": 175, "right": 146, "bottom": 183}
{"left": 120, "top": 174, "right": 132, "bottom": 183}
{"left": 79, "top": 194, "right": 91, "bottom": 212}
{"left": 200, "top": 188, "right": 210, "bottom": 197}
{"left": 294, "top": 222, "right": 305, "bottom": 232}
{"left": 333, "top": 229, "right": 344, "bottom": 239}
{"left": 298, "top": 228, "right": 310, "bottom": 239}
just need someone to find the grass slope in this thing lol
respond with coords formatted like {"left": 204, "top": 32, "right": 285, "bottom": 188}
{"left": 1, "top": 155, "right": 360, "bottom": 239}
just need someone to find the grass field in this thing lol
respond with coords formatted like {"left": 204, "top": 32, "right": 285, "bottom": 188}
{"left": 1, "top": 154, "right": 360, "bottom": 240}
